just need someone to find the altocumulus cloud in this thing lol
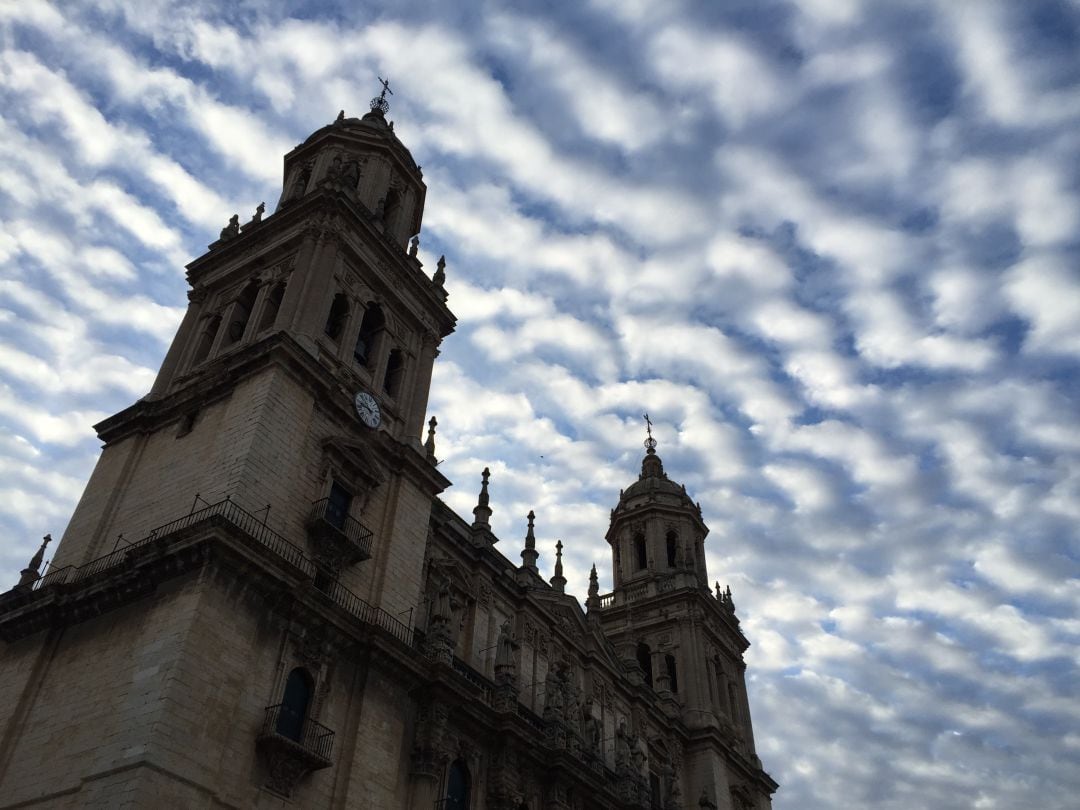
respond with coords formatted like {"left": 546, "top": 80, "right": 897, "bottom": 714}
{"left": 1, "top": 1, "right": 1078, "bottom": 808}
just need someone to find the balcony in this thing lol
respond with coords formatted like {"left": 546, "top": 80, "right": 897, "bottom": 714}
{"left": 256, "top": 703, "right": 334, "bottom": 797}
{"left": 306, "top": 497, "right": 374, "bottom": 570}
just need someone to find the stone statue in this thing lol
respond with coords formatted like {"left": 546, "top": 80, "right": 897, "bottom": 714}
{"left": 615, "top": 719, "right": 630, "bottom": 768}
{"left": 288, "top": 166, "right": 310, "bottom": 200}
{"left": 409, "top": 235, "right": 419, "bottom": 258}
{"left": 219, "top": 214, "right": 239, "bottom": 241}
{"left": 432, "top": 573, "right": 454, "bottom": 624}
{"left": 341, "top": 160, "right": 360, "bottom": 189}
{"left": 582, "top": 696, "right": 601, "bottom": 751}
{"left": 543, "top": 661, "right": 566, "bottom": 722}
{"left": 495, "top": 620, "right": 517, "bottom": 670}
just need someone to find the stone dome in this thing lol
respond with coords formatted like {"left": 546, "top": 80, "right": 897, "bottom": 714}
{"left": 615, "top": 447, "right": 696, "bottom": 510}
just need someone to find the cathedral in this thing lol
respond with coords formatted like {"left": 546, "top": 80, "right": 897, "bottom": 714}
{"left": 0, "top": 89, "right": 777, "bottom": 810}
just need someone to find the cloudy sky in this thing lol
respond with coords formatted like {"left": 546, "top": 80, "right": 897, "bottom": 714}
{"left": 2, "top": 0, "right": 1079, "bottom": 806}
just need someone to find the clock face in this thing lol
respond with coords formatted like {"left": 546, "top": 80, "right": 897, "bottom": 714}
{"left": 354, "top": 391, "right": 381, "bottom": 428}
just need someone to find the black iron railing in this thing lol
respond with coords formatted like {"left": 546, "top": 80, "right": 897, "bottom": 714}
{"left": 307, "top": 497, "right": 374, "bottom": 560}
{"left": 33, "top": 498, "right": 315, "bottom": 592}
{"left": 260, "top": 703, "right": 334, "bottom": 761}
{"left": 317, "top": 577, "right": 413, "bottom": 647}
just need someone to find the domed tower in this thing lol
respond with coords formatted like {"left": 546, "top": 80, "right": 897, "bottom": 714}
{"left": 597, "top": 420, "right": 777, "bottom": 808}
{"left": 607, "top": 427, "right": 710, "bottom": 594}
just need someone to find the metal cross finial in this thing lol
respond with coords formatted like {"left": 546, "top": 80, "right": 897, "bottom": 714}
{"left": 643, "top": 413, "right": 657, "bottom": 452}
{"left": 370, "top": 76, "right": 394, "bottom": 114}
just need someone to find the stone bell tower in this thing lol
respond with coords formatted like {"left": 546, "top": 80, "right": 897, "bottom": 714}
{"left": 46, "top": 85, "right": 455, "bottom": 617}
{"left": 598, "top": 422, "right": 776, "bottom": 809}
{"left": 0, "top": 88, "right": 459, "bottom": 807}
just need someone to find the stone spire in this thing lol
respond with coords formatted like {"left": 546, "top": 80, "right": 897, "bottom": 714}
{"left": 550, "top": 540, "right": 566, "bottom": 593}
{"left": 586, "top": 563, "right": 600, "bottom": 611}
{"left": 521, "top": 510, "right": 538, "bottom": 574}
{"left": 424, "top": 416, "right": 438, "bottom": 462}
{"left": 16, "top": 534, "right": 51, "bottom": 589}
{"left": 472, "top": 467, "right": 492, "bottom": 531}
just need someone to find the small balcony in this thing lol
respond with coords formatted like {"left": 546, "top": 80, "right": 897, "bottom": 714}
{"left": 256, "top": 703, "right": 334, "bottom": 797}
{"left": 306, "top": 497, "right": 374, "bottom": 570}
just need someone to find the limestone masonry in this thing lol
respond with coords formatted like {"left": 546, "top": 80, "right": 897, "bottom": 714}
{"left": 0, "top": 94, "right": 777, "bottom": 810}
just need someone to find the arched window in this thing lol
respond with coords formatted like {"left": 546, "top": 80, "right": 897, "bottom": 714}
{"left": 446, "top": 758, "right": 471, "bottom": 809}
{"left": 191, "top": 315, "right": 221, "bottom": 366}
{"left": 383, "top": 187, "right": 402, "bottom": 230}
{"left": 633, "top": 533, "right": 647, "bottom": 571}
{"left": 276, "top": 668, "right": 313, "bottom": 743}
{"left": 224, "top": 282, "right": 259, "bottom": 346}
{"left": 383, "top": 348, "right": 405, "bottom": 398}
{"left": 324, "top": 293, "right": 349, "bottom": 341}
{"left": 258, "top": 281, "right": 286, "bottom": 332}
{"left": 636, "top": 642, "right": 653, "bottom": 688}
{"left": 353, "top": 304, "right": 385, "bottom": 367}
{"left": 665, "top": 654, "right": 679, "bottom": 693}
{"left": 666, "top": 531, "right": 678, "bottom": 568}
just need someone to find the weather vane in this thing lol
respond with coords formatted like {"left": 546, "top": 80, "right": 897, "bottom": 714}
{"left": 643, "top": 412, "right": 657, "bottom": 451}
{"left": 370, "top": 76, "right": 393, "bottom": 114}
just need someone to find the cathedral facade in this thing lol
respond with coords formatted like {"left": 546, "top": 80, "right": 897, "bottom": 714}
{"left": 0, "top": 94, "right": 776, "bottom": 810}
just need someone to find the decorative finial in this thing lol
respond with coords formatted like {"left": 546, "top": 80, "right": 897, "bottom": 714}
{"left": 548, "top": 542, "right": 565, "bottom": 591}
{"left": 424, "top": 416, "right": 438, "bottom": 461}
{"left": 409, "top": 235, "right": 420, "bottom": 258}
{"left": 586, "top": 564, "right": 601, "bottom": 612}
{"left": 472, "top": 466, "right": 493, "bottom": 532}
{"left": 16, "top": 534, "right": 51, "bottom": 589}
{"left": 521, "top": 510, "right": 539, "bottom": 574}
{"left": 643, "top": 412, "right": 657, "bottom": 453}
{"left": 715, "top": 580, "right": 722, "bottom": 600}
{"left": 550, "top": 539, "right": 566, "bottom": 592}
{"left": 433, "top": 255, "right": 446, "bottom": 287}
{"left": 479, "top": 467, "right": 490, "bottom": 507}
{"left": 370, "top": 75, "right": 393, "bottom": 114}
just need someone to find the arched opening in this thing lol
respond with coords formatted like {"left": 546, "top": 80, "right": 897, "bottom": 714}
{"left": 650, "top": 773, "right": 662, "bottom": 808}
{"left": 383, "top": 187, "right": 402, "bottom": 230}
{"left": 258, "top": 281, "right": 286, "bottom": 332}
{"left": 727, "top": 682, "right": 741, "bottom": 724}
{"left": 224, "top": 282, "right": 258, "bottom": 346}
{"left": 445, "top": 758, "right": 471, "bottom": 809}
{"left": 636, "top": 642, "right": 653, "bottom": 688}
{"left": 633, "top": 532, "right": 647, "bottom": 571}
{"left": 324, "top": 293, "right": 349, "bottom": 341}
{"left": 191, "top": 314, "right": 221, "bottom": 366}
{"left": 665, "top": 653, "right": 679, "bottom": 693}
{"left": 666, "top": 530, "right": 678, "bottom": 568}
{"left": 383, "top": 348, "right": 405, "bottom": 398}
{"left": 276, "top": 667, "right": 313, "bottom": 743}
{"left": 353, "top": 304, "right": 385, "bottom": 367}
